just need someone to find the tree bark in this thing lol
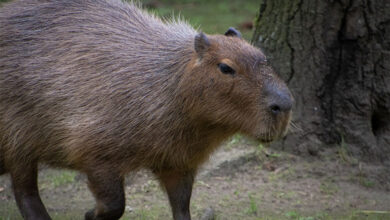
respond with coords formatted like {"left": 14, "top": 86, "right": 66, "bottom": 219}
{"left": 252, "top": 0, "right": 390, "bottom": 160}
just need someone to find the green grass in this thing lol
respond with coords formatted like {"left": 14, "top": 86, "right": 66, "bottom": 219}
{"left": 51, "top": 171, "right": 77, "bottom": 187}
{"left": 281, "top": 210, "right": 390, "bottom": 220}
{"left": 30, "top": 209, "right": 390, "bottom": 220}
{"left": 319, "top": 181, "right": 339, "bottom": 195}
{"left": 40, "top": 170, "right": 77, "bottom": 190}
{"left": 225, "top": 134, "right": 244, "bottom": 149}
{"left": 0, "top": 203, "right": 21, "bottom": 220}
{"left": 141, "top": 0, "right": 260, "bottom": 40}
{"left": 1, "top": 0, "right": 260, "bottom": 41}
{"left": 0, "top": 0, "right": 9, "bottom": 6}
{"left": 285, "top": 211, "right": 299, "bottom": 218}
{"left": 0, "top": 0, "right": 259, "bottom": 40}
{"left": 245, "top": 193, "right": 259, "bottom": 216}
{"left": 123, "top": 205, "right": 169, "bottom": 220}
{"left": 337, "top": 134, "right": 358, "bottom": 165}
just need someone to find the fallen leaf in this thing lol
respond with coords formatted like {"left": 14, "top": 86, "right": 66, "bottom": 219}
{"left": 263, "top": 162, "right": 276, "bottom": 171}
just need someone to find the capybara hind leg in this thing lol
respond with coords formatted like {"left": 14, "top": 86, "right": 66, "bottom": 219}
{"left": 85, "top": 171, "right": 125, "bottom": 220}
{"left": 10, "top": 165, "right": 51, "bottom": 220}
{"left": 155, "top": 170, "right": 195, "bottom": 220}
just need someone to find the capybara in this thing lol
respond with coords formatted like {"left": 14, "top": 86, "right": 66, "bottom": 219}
{"left": 0, "top": 0, "right": 293, "bottom": 219}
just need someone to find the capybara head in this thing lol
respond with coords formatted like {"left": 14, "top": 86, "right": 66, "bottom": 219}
{"left": 181, "top": 28, "right": 292, "bottom": 143}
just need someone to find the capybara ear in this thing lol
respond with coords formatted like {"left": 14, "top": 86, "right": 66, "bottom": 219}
{"left": 194, "top": 32, "right": 210, "bottom": 58}
{"left": 224, "top": 27, "right": 242, "bottom": 38}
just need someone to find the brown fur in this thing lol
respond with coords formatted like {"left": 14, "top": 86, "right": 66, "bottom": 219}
{"left": 0, "top": 0, "right": 292, "bottom": 219}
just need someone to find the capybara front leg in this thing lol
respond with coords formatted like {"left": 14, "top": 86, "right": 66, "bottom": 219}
{"left": 156, "top": 170, "right": 195, "bottom": 220}
{"left": 10, "top": 165, "right": 51, "bottom": 220}
{"left": 85, "top": 171, "right": 125, "bottom": 220}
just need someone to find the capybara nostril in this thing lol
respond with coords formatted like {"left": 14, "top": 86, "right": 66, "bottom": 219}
{"left": 267, "top": 85, "right": 293, "bottom": 115}
{"left": 269, "top": 94, "right": 292, "bottom": 114}
{"left": 270, "top": 104, "right": 282, "bottom": 115}
{"left": 268, "top": 95, "right": 292, "bottom": 115}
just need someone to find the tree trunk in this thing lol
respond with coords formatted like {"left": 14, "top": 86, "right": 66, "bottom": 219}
{"left": 252, "top": 0, "right": 390, "bottom": 160}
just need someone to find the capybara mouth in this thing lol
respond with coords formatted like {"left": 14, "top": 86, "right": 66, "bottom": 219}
{"left": 256, "top": 129, "right": 286, "bottom": 144}
{"left": 258, "top": 138, "right": 274, "bottom": 144}
{"left": 256, "top": 133, "right": 278, "bottom": 144}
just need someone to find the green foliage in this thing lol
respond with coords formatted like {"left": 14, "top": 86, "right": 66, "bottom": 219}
{"left": 245, "top": 193, "right": 258, "bottom": 216}
{"left": 0, "top": 216, "right": 12, "bottom": 220}
{"left": 360, "top": 178, "right": 375, "bottom": 188}
{"left": 141, "top": 0, "right": 259, "bottom": 40}
{"left": 225, "top": 134, "right": 244, "bottom": 149}
{"left": 285, "top": 211, "right": 299, "bottom": 218}
{"left": 52, "top": 171, "right": 76, "bottom": 187}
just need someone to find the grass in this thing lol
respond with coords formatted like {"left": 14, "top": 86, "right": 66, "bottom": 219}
{"left": 124, "top": 207, "right": 163, "bottom": 220}
{"left": 0, "top": 0, "right": 9, "bottom": 7}
{"left": 359, "top": 178, "right": 375, "bottom": 188}
{"left": 0, "top": 204, "right": 20, "bottom": 220}
{"left": 41, "top": 209, "right": 390, "bottom": 220}
{"left": 268, "top": 166, "right": 295, "bottom": 182}
{"left": 319, "top": 181, "right": 339, "bottom": 195}
{"left": 356, "top": 163, "right": 376, "bottom": 189}
{"left": 1, "top": 0, "right": 259, "bottom": 40}
{"left": 141, "top": 0, "right": 259, "bottom": 40}
{"left": 50, "top": 171, "right": 77, "bottom": 187}
{"left": 338, "top": 134, "right": 358, "bottom": 165}
{"left": 285, "top": 211, "right": 299, "bottom": 218}
{"left": 281, "top": 210, "right": 390, "bottom": 220}
{"left": 246, "top": 193, "right": 258, "bottom": 216}
{"left": 40, "top": 170, "right": 77, "bottom": 190}
{"left": 225, "top": 134, "right": 244, "bottom": 149}
{"left": 275, "top": 191, "right": 296, "bottom": 200}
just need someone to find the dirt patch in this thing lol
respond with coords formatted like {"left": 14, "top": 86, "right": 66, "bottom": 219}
{"left": 1, "top": 139, "right": 389, "bottom": 219}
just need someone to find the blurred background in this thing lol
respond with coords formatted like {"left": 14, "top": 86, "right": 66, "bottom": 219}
{"left": 141, "top": 0, "right": 258, "bottom": 40}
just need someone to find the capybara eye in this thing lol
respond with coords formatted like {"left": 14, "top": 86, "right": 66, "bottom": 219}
{"left": 218, "top": 63, "right": 235, "bottom": 75}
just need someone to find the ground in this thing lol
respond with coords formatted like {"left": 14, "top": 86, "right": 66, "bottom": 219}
{"left": 1, "top": 136, "right": 390, "bottom": 220}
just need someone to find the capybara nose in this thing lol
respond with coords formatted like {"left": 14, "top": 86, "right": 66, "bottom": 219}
{"left": 267, "top": 85, "right": 292, "bottom": 115}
